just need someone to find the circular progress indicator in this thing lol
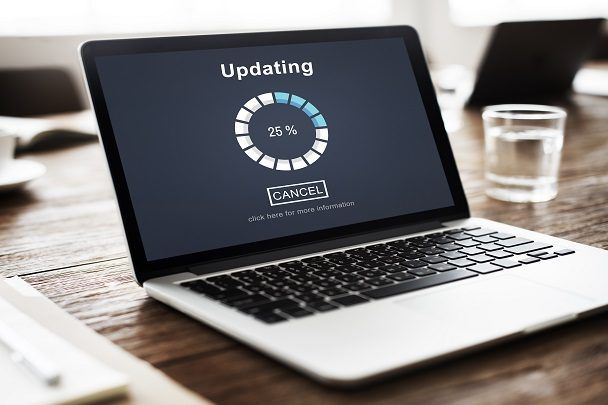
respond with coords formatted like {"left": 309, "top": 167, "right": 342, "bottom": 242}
{"left": 234, "top": 92, "right": 328, "bottom": 171}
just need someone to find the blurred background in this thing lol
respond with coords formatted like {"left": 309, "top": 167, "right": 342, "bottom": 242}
{"left": 1, "top": 0, "right": 607, "bottom": 111}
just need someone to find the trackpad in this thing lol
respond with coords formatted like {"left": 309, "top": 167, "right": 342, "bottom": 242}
{"left": 394, "top": 275, "right": 593, "bottom": 336}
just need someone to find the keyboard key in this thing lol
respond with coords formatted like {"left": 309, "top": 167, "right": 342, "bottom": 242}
{"left": 464, "top": 228, "right": 496, "bottom": 237}
{"left": 474, "top": 235, "right": 497, "bottom": 244}
{"left": 262, "top": 288, "right": 291, "bottom": 298}
{"left": 357, "top": 260, "right": 382, "bottom": 269}
{"left": 409, "top": 268, "right": 437, "bottom": 277}
{"left": 399, "top": 253, "right": 426, "bottom": 261}
{"left": 213, "top": 288, "right": 250, "bottom": 301}
{"left": 327, "top": 257, "right": 359, "bottom": 266}
{"left": 240, "top": 298, "right": 301, "bottom": 315}
{"left": 358, "top": 269, "right": 384, "bottom": 278}
{"left": 430, "top": 237, "right": 454, "bottom": 245}
{"left": 455, "top": 239, "right": 480, "bottom": 247}
{"left": 402, "top": 260, "right": 427, "bottom": 268}
{"left": 307, "top": 301, "right": 338, "bottom": 312}
{"left": 294, "top": 292, "right": 324, "bottom": 303}
{"left": 379, "top": 264, "right": 409, "bottom": 273}
{"left": 362, "top": 269, "right": 477, "bottom": 299}
{"left": 419, "top": 247, "right": 445, "bottom": 255}
{"left": 242, "top": 284, "right": 265, "bottom": 293}
{"left": 367, "top": 277, "right": 394, "bottom": 287}
{"left": 289, "top": 284, "right": 316, "bottom": 293}
{"left": 449, "top": 258, "right": 477, "bottom": 267}
{"left": 467, "top": 263, "right": 502, "bottom": 274}
{"left": 478, "top": 243, "right": 503, "bottom": 251}
{"left": 302, "top": 255, "right": 327, "bottom": 263}
{"left": 379, "top": 256, "right": 403, "bottom": 265}
{"left": 528, "top": 250, "right": 551, "bottom": 257}
{"left": 254, "top": 312, "right": 287, "bottom": 324}
{"left": 183, "top": 280, "right": 222, "bottom": 296}
{"left": 428, "top": 263, "right": 457, "bottom": 272}
{"left": 224, "top": 294, "right": 270, "bottom": 308}
{"left": 487, "top": 250, "right": 513, "bottom": 259}
{"left": 334, "top": 274, "right": 364, "bottom": 283}
{"left": 460, "top": 247, "right": 485, "bottom": 255}
{"left": 447, "top": 233, "right": 471, "bottom": 241}
{"left": 496, "top": 237, "right": 533, "bottom": 247}
{"left": 307, "top": 261, "right": 335, "bottom": 270}
{"left": 280, "top": 306, "right": 314, "bottom": 318}
{"left": 519, "top": 257, "right": 540, "bottom": 264}
{"left": 444, "top": 228, "right": 465, "bottom": 234}
{"left": 343, "top": 283, "right": 372, "bottom": 291}
{"left": 462, "top": 226, "right": 480, "bottom": 231}
{"left": 318, "top": 287, "right": 348, "bottom": 297}
{"left": 555, "top": 249, "right": 575, "bottom": 256}
{"left": 505, "top": 242, "right": 552, "bottom": 255}
{"left": 540, "top": 253, "right": 558, "bottom": 259}
{"left": 332, "top": 295, "right": 369, "bottom": 307}
{"left": 255, "top": 265, "right": 282, "bottom": 272}
{"left": 491, "top": 232, "right": 515, "bottom": 240}
{"left": 387, "top": 272, "right": 416, "bottom": 281}
{"left": 420, "top": 256, "right": 448, "bottom": 264}
{"left": 314, "top": 279, "right": 341, "bottom": 289}
{"left": 207, "top": 276, "right": 243, "bottom": 289}
{"left": 469, "top": 254, "right": 495, "bottom": 263}
{"left": 492, "top": 259, "right": 521, "bottom": 268}
{"left": 337, "top": 264, "right": 364, "bottom": 273}
{"left": 409, "top": 240, "right": 435, "bottom": 248}
{"left": 436, "top": 243, "right": 462, "bottom": 251}
{"left": 440, "top": 251, "right": 466, "bottom": 260}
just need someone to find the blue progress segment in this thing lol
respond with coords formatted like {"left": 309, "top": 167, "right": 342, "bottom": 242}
{"left": 274, "top": 92, "right": 290, "bottom": 104}
{"left": 302, "top": 102, "right": 320, "bottom": 117}
{"left": 289, "top": 94, "right": 307, "bottom": 108}
{"left": 312, "top": 114, "right": 327, "bottom": 128}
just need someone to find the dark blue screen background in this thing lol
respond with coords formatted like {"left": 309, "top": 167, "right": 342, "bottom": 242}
{"left": 96, "top": 38, "right": 454, "bottom": 261}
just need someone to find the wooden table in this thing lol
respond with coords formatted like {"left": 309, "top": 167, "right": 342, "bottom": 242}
{"left": 1, "top": 94, "right": 607, "bottom": 404}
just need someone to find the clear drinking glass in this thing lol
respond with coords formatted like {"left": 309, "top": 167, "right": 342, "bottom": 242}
{"left": 482, "top": 104, "right": 566, "bottom": 203}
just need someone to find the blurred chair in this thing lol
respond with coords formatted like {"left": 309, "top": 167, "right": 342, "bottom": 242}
{"left": 0, "top": 68, "right": 83, "bottom": 116}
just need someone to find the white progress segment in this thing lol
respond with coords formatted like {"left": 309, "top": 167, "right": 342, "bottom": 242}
{"left": 259, "top": 155, "right": 276, "bottom": 169}
{"left": 244, "top": 146, "right": 263, "bottom": 162}
{"left": 315, "top": 128, "right": 328, "bottom": 141}
{"left": 276, "top": 159, "right": 291, "bottom": 171}
{"left": 244, "top": 97, "right": 263, "bottom": 113}
{"left": 236, "top": 108, "right": 253, "bottom": 122}
{"left": 236, "top": 136, "right": 253, "bottom": 149}
{"left": 312, "top": 140, "right": 327, "bottom": 154}
{"left": 258, "top": 93, "right": 275, "bottom": 105}
{"left": 291, "top": 157, "right": 308, "bottom": 170}
{"left": 235, "top": 121, "right": 249, "bottom": 135}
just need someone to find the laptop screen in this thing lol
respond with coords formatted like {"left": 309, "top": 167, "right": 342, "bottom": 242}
{"left": 94, "top": 37, "right": 455, "bottom": 262}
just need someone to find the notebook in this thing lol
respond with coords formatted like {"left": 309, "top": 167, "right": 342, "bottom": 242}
{"left": 0, "top": 287, "right": 128, "bottom": 404}
{"left": 0, "top": 277, "right": 208, "bottom": 405}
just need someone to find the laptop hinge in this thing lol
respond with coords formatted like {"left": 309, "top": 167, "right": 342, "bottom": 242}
{"left": 189, "top": 220, "right": 444, "bottom": 276}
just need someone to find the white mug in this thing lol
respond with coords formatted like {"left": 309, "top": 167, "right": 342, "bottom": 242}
{"left": 0, "top": 131, "right": 17, "bottom": 174}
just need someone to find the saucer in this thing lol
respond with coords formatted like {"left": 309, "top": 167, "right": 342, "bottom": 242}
{"left": 0, "top": 159, "right": 46, "bottom": 192}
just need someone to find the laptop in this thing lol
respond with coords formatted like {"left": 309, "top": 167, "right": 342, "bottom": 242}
{"left": 468, "top": 18, "right": 606, "bottom": 105}
{"left": 80, "top": 26, "right": 608, "bottom": 386}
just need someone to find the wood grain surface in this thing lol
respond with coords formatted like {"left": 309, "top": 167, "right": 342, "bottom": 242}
{"left": 1, "top": 94, "right": 607, "bottom": 404}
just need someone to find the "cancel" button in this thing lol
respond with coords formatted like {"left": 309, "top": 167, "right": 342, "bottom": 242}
{"left": 267, "top": 180, "right": 329, "bottom": 206}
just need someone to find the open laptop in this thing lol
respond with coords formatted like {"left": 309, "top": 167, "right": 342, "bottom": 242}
{"left": 468, "top": 18, "right": 606, "bottom": 105}
{"left": 80, "top": 26, "right": 608, "bottom": 386}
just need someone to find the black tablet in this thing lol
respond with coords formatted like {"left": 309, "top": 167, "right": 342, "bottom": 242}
{"left": 468, "top": 18, "right": 606, "bottom": 105}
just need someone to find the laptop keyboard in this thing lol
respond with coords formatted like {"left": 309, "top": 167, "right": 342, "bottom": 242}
{"left": 179, "top": 227, "right": 575, "bottom": 324}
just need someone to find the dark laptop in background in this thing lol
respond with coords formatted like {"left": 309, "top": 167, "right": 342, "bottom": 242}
{"left": 468, "top": 18, "right": 606, "bottom": 105}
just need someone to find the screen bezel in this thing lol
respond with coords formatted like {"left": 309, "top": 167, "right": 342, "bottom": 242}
{"left": 80, "top": 26, "right": 470, "bottom": 284}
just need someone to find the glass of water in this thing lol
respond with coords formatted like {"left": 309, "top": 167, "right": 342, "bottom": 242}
{"left": 482, "top": 104, "right": 566, "bottom": 203}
